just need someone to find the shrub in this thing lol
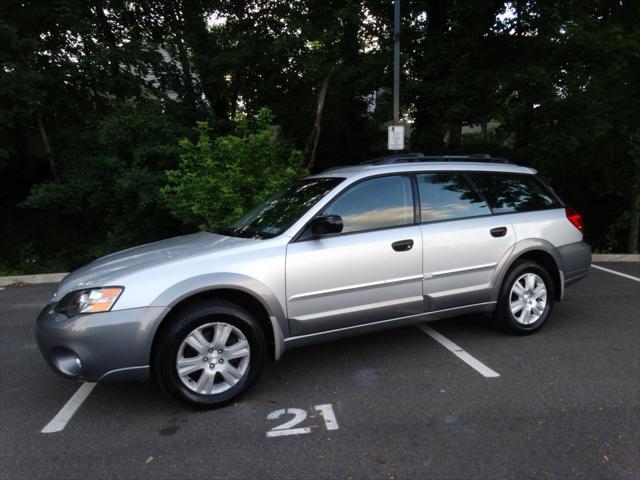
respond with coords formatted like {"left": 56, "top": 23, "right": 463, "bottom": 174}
{"left": 163, "top": 108, "right": 307, "bottom": 231}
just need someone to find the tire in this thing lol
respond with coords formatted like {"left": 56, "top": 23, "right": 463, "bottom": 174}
{"left": 153, "top": 299, "right": 266, "bottom": 408}
{"left": 493, "top": 260, "right": 555, "bottom": 335}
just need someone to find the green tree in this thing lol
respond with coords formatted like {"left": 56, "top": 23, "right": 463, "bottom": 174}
{"left": 404, "top": 0, "right": 506, "bottom": 152}
{"left": 2, "top": 0, "right": 639, "bottom": 276}
{"left": 163, "top": 108, "right": 307, "bottom": 231}
{"left": 20, "top": 101, "right": 186, "bottom": 267}
{"left": 493, "top": 0, "right": 640, "bottom": 252}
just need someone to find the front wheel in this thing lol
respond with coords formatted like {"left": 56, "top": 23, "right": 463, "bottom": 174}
{"left": 154, "top": 300, "right": 266, "bottom": 408}
{"left": 494, "top": 261, "right": 555, "bottom": 335}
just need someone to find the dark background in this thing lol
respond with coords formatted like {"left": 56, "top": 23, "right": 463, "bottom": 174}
{"left": 1, "top": 0, "right": 638, "bottom": 274}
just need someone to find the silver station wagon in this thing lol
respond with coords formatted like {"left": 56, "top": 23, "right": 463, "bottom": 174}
{"left": 36, "top": 154, "right": 591, "bottom": 407}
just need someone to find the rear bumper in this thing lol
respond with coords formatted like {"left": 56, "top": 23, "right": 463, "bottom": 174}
{"left": 36, "top": 304, "right": 167, "bottom": 382}
{"left": 558, "top": 241, "right": 591, "bottom": 289}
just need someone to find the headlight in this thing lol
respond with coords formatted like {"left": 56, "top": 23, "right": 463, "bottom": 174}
{"left": 54, "top": 287, "right": 124, "bottom": 317}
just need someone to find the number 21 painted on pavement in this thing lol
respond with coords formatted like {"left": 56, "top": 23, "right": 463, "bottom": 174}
{"left": 266, "top": 404, "right": 339, "bottom": 438}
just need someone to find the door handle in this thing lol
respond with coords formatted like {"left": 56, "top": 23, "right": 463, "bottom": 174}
{"left": 490, "top": 227, "right": 508, "bottom": 238}
{"left": 392, "top": 239, "right": 414, "bottom": 252}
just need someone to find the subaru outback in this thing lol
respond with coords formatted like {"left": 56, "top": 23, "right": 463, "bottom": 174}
{"left": 36, "top": 155, "right": 591, "bottom": 407}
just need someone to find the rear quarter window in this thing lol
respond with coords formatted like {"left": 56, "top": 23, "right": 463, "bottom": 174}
{"left": 470, "top": 172, "right": 560, "bottom": 213}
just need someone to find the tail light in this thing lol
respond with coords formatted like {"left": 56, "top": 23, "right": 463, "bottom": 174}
{"left": 565, "top": 207, "right": 583, "bottom": 232}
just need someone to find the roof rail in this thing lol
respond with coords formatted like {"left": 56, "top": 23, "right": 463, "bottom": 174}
{"left": 361, "top": 153, "right": 512, "bottom": 165}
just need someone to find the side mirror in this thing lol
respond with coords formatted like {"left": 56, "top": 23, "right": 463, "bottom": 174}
{"left": 310, "top": 215, "right": 343, "bottom": 237}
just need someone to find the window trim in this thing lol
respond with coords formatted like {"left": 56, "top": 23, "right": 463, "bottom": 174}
{"left": 464, "top": 172, "right": 494, "bottom": 214}
{"left": 291, "top": 172, "right": 419, "bottom": 242}
{"left": 291, "top": 170, "right": 566, "bottom": 240}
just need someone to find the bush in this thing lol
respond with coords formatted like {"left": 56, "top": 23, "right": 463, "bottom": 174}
{"left": 18, "top": 100, "right": 186, "bottom": 271}
{"left": 163, "top": 108, "right": 307, "bottom": 231}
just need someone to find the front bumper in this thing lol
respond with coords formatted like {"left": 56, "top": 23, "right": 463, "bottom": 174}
{"left": 36, "top": 304, "right": 167, "bottom": 382}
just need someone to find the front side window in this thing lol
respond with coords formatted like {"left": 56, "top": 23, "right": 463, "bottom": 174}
{"left": 417, "top": 173, "right": 490, "bottom": 222}
{"left": 322, "top": 175, "right": 414, "bottom": 234}
{"left": 470, "top": 172, "right": 560, "bottom": 213}
{"left": 222, "top": 177, "right": 344, "bottom": 238}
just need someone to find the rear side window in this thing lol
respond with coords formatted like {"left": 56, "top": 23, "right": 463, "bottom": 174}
{"left": 322, "top": 175, "right": 414, "bottom": 233}
{"left": 416, "top": 173, "right": 490, "bottom": 222}
{"left": 471, "top": 173, "right": 560, "bottom": 213}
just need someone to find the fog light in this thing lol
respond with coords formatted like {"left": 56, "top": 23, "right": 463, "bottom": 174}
{"left": 51, "top": 348, "right": 83, "bottom": 377}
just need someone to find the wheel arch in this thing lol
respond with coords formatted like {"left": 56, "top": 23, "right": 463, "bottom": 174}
{"left": 148, "top": 274, "right": 288, "bottom": 367}
{"left": 492, "top": 241, "right": 563, "bottom": 302}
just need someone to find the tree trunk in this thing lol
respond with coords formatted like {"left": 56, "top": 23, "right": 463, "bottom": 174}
{"left": 447, "top": 120, "right": 462, "bottom": 153}
{"left": 481, "top": 120, "right": 488, "bottom": 140}
{"left": 515, "top": 96, "right": 533, "bottom": 151}
{"left": 304, "top": 75, "right": 331, "bottom": 171}
{"left": 35, "top": 112, "right": 56, "bottom": 177}
{"left": 182, "top": 0, "right": 228, "bottom": 121}
{"left": 94, "top": 3, "right": 122, "bottom": 99}
{"left": 168, "top": 0, "right": 198, "bottom": 114}
{"left": 628, "top": 180, "right": 640, "bottom": 253}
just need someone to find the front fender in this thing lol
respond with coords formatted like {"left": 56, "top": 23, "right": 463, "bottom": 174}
{"left": 149, "top": 272, "right": 288, "bottom": 360}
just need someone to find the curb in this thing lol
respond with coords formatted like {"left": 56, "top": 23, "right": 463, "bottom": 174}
{"left": 592, "top": 254, "right": 640, "bottom": 262}
{"left": 0, "top": 253, "right": 638, "bottom": 287}
{"left": 0, "top": 273, "right": 68, "bottom": 287}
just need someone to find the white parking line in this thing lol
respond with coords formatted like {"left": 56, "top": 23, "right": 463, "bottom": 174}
{"left": 591, "top": 264, "right": 640, "bottom": 283}
{"left": 41, "top": 383, "right": 96, "bottom": 433}
{"left": 417, "top": 324, "right": 500, "bottom": 378}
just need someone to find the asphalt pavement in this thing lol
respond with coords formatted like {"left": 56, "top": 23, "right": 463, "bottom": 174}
{"left": 0, "top": 263, "right": 638, "bottom": 479}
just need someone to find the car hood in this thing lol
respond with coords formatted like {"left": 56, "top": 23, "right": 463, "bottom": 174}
{"left": 55, "top": 232, "right": 254, "bottom": 299}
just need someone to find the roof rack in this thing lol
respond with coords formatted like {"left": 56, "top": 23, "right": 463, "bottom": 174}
{"left": 361, "top": 153, "right": 512, "bottom": 165}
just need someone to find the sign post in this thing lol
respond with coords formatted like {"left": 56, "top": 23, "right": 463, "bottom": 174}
{"left": 389, "top": 0, "right": 403, "bottom": 151}
{"left": 393, "top": 0, "right": 400, "bottom": 126}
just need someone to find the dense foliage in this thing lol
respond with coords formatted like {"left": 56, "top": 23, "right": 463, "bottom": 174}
{"left": 163, "top": 108, "right": 306, "bottom": 231}
{"left": 0, "top": 0, "right": 638, "bottom": 274}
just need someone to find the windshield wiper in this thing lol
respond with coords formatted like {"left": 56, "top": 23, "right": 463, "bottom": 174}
{"left": 215, "top": 227, "right": 243, "bottom": 238}
{"left": 216, "top": 227, "right": 265, "bottom": 239}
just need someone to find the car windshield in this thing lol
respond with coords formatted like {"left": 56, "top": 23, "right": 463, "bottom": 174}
{"left": 217, "top": 177, "right": 344, "bottom": 239}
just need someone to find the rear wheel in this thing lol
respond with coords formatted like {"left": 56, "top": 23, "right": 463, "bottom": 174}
{"left": 494, "top": 260, "right": 555, "bottom": 334}
{"left": 154, "top": 300, "right": 266, "bottom": 408}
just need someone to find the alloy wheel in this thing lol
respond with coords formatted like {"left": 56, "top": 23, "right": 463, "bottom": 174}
{"left": 176, "top": 322, "right": 251, "bottom": 395}
{"left": 509, "top": 273, "right": 547, "bottom": 325}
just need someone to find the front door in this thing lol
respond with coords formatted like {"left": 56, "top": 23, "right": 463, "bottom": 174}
{"left": 286, "top": 175, "right": 423, "bottom": 336}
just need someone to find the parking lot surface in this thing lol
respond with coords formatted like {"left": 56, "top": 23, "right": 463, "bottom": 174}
{"left": 1, "top": 263, "right": 639, "bottom": 479}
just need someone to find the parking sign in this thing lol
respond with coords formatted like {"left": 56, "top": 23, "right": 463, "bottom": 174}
{"left": 388, "top": 125, "right": 404, "bottom": 150}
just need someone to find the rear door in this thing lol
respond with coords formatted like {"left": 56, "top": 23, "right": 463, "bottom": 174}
{"left": 286, "top": 175, "right": 423, "bottom": 336}
{"left": 417, "top": 172, "right": 516, "bottom": 310}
